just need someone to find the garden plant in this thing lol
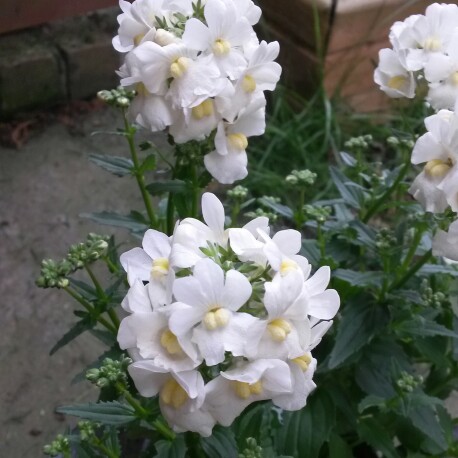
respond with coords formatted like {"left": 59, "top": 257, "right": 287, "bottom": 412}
{"left": 39, "top": 1, "right": 458, "bottom": 457}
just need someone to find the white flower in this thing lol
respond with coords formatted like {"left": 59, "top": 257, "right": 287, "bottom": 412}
{"left": 166, "top": 258, "right": 259, "bottom": 365}
{"left": 182, "top": 0, "right": 253, "bottom": 79}
{"left": 128, "top": 361, "right": 215, "bottom": 436}
{"left": 205, "top": 359, "right": 293, "bottom": 426}
{"left": 433, "top": 219, "right": 458, "bottom": 261}
{"left": 252, "top": 271, "right": 311, "bottom": 360}
{"left": 274, "top": 354, "right": 317, "bottom": 411}
{"left": 410, "top": 109, "right": 458, "bottom": 211}
{"left": 374, "top": 48, "right": 415, "bottom": 99}
{"left": 231, "top": 0, "right": 261, "bottom": 25}
{"left": 113, "top": 0, "right": 165, "bottom": 52}
{"left": 262, "top": 229, "right": 311, "bottom": 278}
{"left": 408, "top": 170, "right": 448, "bottom": 213}
{"left": 120, "top": 229, "right": 174, "bottom": 306}
{"left": 171, "top": 192, "right": 228, "bottom": 268}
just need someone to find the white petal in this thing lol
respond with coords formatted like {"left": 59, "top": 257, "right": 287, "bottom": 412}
{"left": 308, "top": 289, "right": 340, "bottom": 320}
{"left": 202, "top": 193, "right": 225, "bottom": 236}
{"left": 120, "top": 247, "right": 152, "bottom": 284}
{"left": 272, "top": 229, "right": 302, "bottom": 255}
{"left": 221, "top": 270, "right": 252, "bottom": 311}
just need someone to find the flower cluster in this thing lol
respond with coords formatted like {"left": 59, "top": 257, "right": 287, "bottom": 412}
{"left": 112, "top": 0, "right": 282, "bottom": 184}
{"left": 374, "top": 3, "right": 458, "bottom": 110}
{"left": 117, "top": 193, "right": 339, "bottom": 435}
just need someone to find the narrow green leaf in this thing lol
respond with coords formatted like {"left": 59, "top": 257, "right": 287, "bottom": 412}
{"left": 358, "top": 417, "right": 399, "bottom": 458}
{"left": 50, "top": 319, "right": 94, "bottom": 355}
{"left": 146, "top": 180, "right": 190, "bottom": 195}
{"left": 329, "top": 166, "right": 365, "bottom": 209}
{"left": 139, "top": 154, "right": 157, "bottom": 173}
{"left": 154, "top": 436, "right": 186, "bottom": 458}
{"left": 339, "top": 151, "right": 357, "bottom": 167}
{"left": 396, "top": 316, "right": 458, "bottom": 339}
{"left": 419, "top": 263, "right": 458, "bottom": 277}
{"left": 200, "top": 426, "right": 237, "bottom": 458}
{"left": 328, "top": 302, "right": 388, "bottom": 369}
{"left": 409, "top": 405, "right": 447, "bottom": 451}
{"left": 57, "top": 401, "right": 136, "bottom": 426}
{"left": 89, "top": 154, "right": 133, "bottom": 177}
{"left": 333, "top": 269, "right": 383, "bottom": 288}
{"left": 258, "top": 197, "right": 294, "bottom": 219}
{"left": 80, "top": 211, "right": 148, "bottom": 235}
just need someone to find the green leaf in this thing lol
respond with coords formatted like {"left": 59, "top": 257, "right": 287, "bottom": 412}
{"left": 339, "top": 151, "right": 357, "bottom": 167}
{"left": 154, "top": 436, "right": 186, "bottom": 458}
{"left": 139, "top": 154, "right": 157, "bottom": 173}
{"left": 419, "top": 263, "right": 458, "bottom": 277}
{"left": 200, "top": 426, "right": 237, "bottom": 458}
{"left": 396, "top": 316, "right": 458, "bottom": 339}
{"left": 68, "top": 278, "right": 97, "bottom": 300}
{"left": 409, "top": 404, "right": 447, "bottom": 452}
{"left": 89, "top": 154, "right": 133, "bottom": 177}
{"left": 333, "top": 269, "right": 383, "bottom": 288}
{"left": 258, "top": 197, "right": 294, "bottom": 219}
{"left": 89, "top": 329, "right": 117, "bottom": 347}
{"left": 80, "top": 211, "right": 148, "bottom": 235}
{"left": 57, "top": 401, "right": 136, "bottom": 426}
{"left": 358, "top": 395, "right": 385, "bottom": 413}
{"left": 146, "top": 180, "right": 190, "bottom": 195}
{"left": 105, "top": 427, "right": 121, "bottom": 455}
{"left": 358, "top": 417, "right": 399, "bottom": 458}
{"left": 329, "top": 166, "right": 365, "bottom": 209}
{"left": 301, "top": 239, "right": 321, "bottom": 265}
{"left": 50, "top": 318, "right": 94, "bottom": 355}
{"left": 328, "top": 434, "right": 353, "bottom": 458}
{"left": 328, "top": 302, "right": 388, "bottom": 369}
{"left": 274, "top": 391, "right": 336, "bottom": 458}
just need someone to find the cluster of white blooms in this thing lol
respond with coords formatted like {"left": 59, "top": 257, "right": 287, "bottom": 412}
{"left": 117, "top": 193, "right": 339, "bottom": 436}
{"left": 374, "top": 3, "right": 458, "bottom": 110}
{"left": 112, "top": 0, "right": 282, "bottom": 184}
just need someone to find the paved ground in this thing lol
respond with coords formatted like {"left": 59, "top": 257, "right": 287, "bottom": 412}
{"left": 0, "top": 106, "right": 166, "bottom": 457}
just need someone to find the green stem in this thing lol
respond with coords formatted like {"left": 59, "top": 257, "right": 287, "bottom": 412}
{"left": 123, "top": 112, "right": 157, "bottom": 228}
{"left": 362, "top": 160, "right": 410, "bottom": 223}
{"left": 103, "top": 256, "right": 120, "bottom": 274}
{"left": 317, "top": 223, "right": 325, "bottom": 259}
{"left": 191, "top": 163, "right": 200, "bottom": 218}
{"left": 295, "top": 189, "right": 305, "bottom": 230}
{"left": 231, "top": 201, "right": 240, "bottom": 227}
{"left": 166, "top": 193, "right": 175, "bottom": 236}
{"left": 185, "top": 432, "right": 206, "bottom": 458}
{"left": 389, "top": 249, "right": 433, "bottom": 292}
{"left": 64, "top": 287, "right": 117, "bottom": 334}
{"left": 85, "top": 264, "right": 105, "bottom": 297}
{"left": 107, "top": 308, "right": 120, "bottom": 329}
{"left": 399, "top": 228, "right": 424, "bottom": 278}
{"left": 93, "top": 439, "right": 119, "bottom": 458}
{"left": 117, "top": 384, "right": 176, "bottom": 441}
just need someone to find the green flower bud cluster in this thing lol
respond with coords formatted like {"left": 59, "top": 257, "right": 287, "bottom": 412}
{"left": 78, "top": 420, "right": 98, "bottom": 442}
{"left": 97, "top": 87, "right": 136, "bottom": 108}
{"left": 36, "top": 234, "right": 109, "bottom": 289}
{"left": 375, "top": 228, "right": 397, "bottom": 251}
{"left": 344, "top": 135, "right": 373, "bottom": 153}
{"left": 396, "top": 371, "right": 423, "bottom": 393}
{"left": 285, "top": 169, "right": 317, "bottom": 187}
{"left": 228, "top": 185, "right": 249, "bottom": 201}
{"left": 303, "top": 204, "right": 332, "bottom": 224}
{"left": 245, "top": 208, "right": 278, "bottom": 223}
{"left": 43, "top": 434, "right": 70, "bottom": 456}
{"left": 420, "top": 279, "right": 447, "bottom": 308}
{"left": 387, "top": 136, "right": 415, "bottom": 150}
{"left": 239, "top": 438, "right": 263, "bottom": 458}
{"left": 86, "top": 356, "right": 132, "bottom": 388}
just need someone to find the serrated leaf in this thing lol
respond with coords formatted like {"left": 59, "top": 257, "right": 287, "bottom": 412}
{"left": 419, "top": 263, "right": 458, "bottom": 277}
{"left": 89, "top": 154, "right": 133, "bottom": 177}
{"left": 57, "top": 401, "right": 136, "bottom": 425}
{"left": 275, "top": 391, "right": 336, "bottom": 458}
{"left": 50, "top": 319, "right": 94, "bottom": 355}
{"left": 396, "top": 316, "right": 458, "bottom": 339}
{"left": 200, "top": 426, "right": 237, "bottom": 458}
{"left": 68, "top": 278, "right": 97, "bottom": 299}
{"left": 80, "top": 211, "right": 148, "bottom": 235}
{"left": 409, "top": 404, "right": 447, "bottom": 451}
{"left": 146, "top": 180, "right": 190, "bottom": 195}
{"left": 154, "top": 436, "right": 186, "bottom": 458}
{"left": 329, "top": 166, "right": 365, "bottom": 209}
{"left": 333, "top": 269, "right": 383, "bottom": 288}
{"left": 106, "top": 427, "right": 121, "bottom": 455}
{"left": 301, "top": 239, "right": 321, "bottom": 265}
{"left": 358, "top": 417, "right": 399, "bottom": 458}
{"left": 258, "top": 197, "right": 294, "bottom": 219}
{"left": 328, "top": 302, "right": 388, "bottom": 369}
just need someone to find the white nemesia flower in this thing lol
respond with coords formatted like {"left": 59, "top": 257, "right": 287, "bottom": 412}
{"left": 432, "top": 219, "right": 458, "bottom": 261}
{"left": 205, "top": 359, "right": 293, "bottom": 426}
{"left": 129, "top": 361, "right": 215, "bottom": 436}
{"left": 167, "top": 258, "right": 260, "bottom": 365}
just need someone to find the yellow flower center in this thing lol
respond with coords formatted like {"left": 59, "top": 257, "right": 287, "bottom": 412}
{"left": 291, "top": 354, "right": 312, "bottom": 371}
{"left": 227, "top": 133, "right": 248, "bottom": 151}
{"left": 160, "top": 329, "right": 183, "bottom": 355}
{"left": 151, "top": 257, "right": 169, "bottom": 279}
{"left": 160, "top": 378, "right": 189, "bottom": 409}
{"left": 203, "top": 307, "right": 230, "bottom": 330}
{"left": 213, "top": 38, "right": 231, "bottom": 55}
{"left": 135, "top": 83, "right": 149, "bottom": 96}
{"left": 242, "top": 75, "right": 257, "bottom": 93}
{"left": 424, "top": 159, "right": 452, "bottom": 178}
{"left": 134, "top": 33, "right": 145, "bottom": 46}
{"left": 423, "top": 36, "right": 442, "bottom": 52}
{"left": 452, "top": 72, "right": 458, "bottom": 86}
{"left": 191, "top": 99, "right": 215, "bottom": 120}
{"left": 170, "top": 57, "right": 189, "bottom": 78}
{"left": 267, "top": 318, "right": 292, "bottom": 342}
{"left": 387, "top": 75, "right": 407, "bottom": 90}
{"left": 280, "top": 259, "right": 298, "bottom": 276}
{"left": 233, "top": 380, "right": 263, "bottom": 399}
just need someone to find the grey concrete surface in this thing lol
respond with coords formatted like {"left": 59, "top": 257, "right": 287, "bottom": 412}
{"left": 0, "top": 107, "right": 166, "bottom": 457}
